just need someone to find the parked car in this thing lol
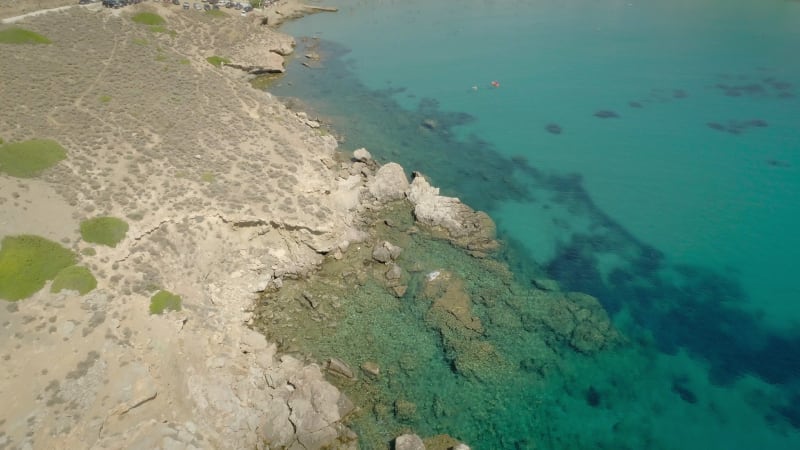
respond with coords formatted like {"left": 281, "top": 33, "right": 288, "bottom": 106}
{"left": 78, "top": 0, "right": 92, "bottom": 5}
{"left": 243, "top": 5, "right": 252, "bottom": 12}
{"left": 203, "top": 3, "right": 211, "bottom": 10}
{"left": 183, "top": 1, "right": 190, "bottom": 8}
{"left": 172, "top": 0, "right": 180, "bottom": 5}
{"left": 225, "top": 1, "right": 233, "bottom": 8}
{"left": 234, "top": 2, "right": 243, "bottom": 10}
{"left": 194, "top": 2, "right": 201, "bottom": 10}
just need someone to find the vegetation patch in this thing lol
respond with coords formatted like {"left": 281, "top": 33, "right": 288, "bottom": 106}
{"left": 178, "top": 58, "right": 190, "bottom": 65}
{"left": 131, "top": 12, "right": 165, "bottom": 26}
{"left": 132, "top": 37, "right": 148, "bottom": 46}
{"left": 80, "top": 217, "right": 129, "bottom": 247}
{"left": 0, "top": 139, "right": 67, "bottom": 178}
{"left": 99, "top": 94, "right": 112, "bottom": 103}
{"left": 206, "top": 55, "right": 231, "bottom": 68}
{"left": 0, "top": 27, "right": 51, "bottom": 44}
{"left": 0, "top": 235, "right": 76, "bottom": 301}
{"left": 149, "top": 290, "right": 182, "bottom": 314}
{"left": 51, "top": 266, "right": 97, "bottom": 295}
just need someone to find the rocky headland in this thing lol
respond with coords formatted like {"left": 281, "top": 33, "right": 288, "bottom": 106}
{"left": 0, "top": 2, "right": 621, "bottom": 449}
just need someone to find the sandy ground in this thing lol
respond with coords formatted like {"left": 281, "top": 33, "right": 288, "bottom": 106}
{"left": 0, "top": 2, "right": 366, "bottom": 449}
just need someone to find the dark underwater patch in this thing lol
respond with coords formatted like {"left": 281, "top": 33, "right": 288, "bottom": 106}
{"left": 270, "top": 36, "right": 800, "bottom": 436}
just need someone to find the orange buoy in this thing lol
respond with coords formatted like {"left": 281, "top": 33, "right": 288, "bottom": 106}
{"left": 491, "top": 80, "right": 500, "bottom": 88}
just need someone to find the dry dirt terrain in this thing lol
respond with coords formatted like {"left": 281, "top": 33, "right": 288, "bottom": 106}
{"left": 0, "top": 2, "right": 369, "bottom": 449}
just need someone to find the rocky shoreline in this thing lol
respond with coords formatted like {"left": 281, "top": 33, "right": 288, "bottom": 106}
{"left": 0, "top": 2, "right": 496, "bottom": 448}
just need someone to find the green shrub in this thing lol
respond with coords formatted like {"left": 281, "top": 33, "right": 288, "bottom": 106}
{"left": 0, "top": 139, "right": 67, "bottom": 178}
{"left": 131, "top": 12, "right": 165, "bottom": 26}
{"left": 0, "top": 27, "right": 51, "bottom": 44}
{"left": 51, "top": 266, "right": 97, "bottom": 295}
{"left": 150, "top": 290, "right": 182, "bottom": 314}
{"left": 206, "top": 9, "right": 226, "bottom": 18}
{"left": 0, "top": 235, "right": 76, "bottom": 301}
{"left": 99, "top": 94, "right": 112, "bottom": 103}
{"left": 206, "top": 55, "right": 231, "bottom": 67}
{"left": 80, "top": 217, "right": 129, "bottom": 247}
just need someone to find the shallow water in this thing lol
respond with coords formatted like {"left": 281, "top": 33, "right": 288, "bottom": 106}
{"left": 267, "top": 0, "right": 800, "bottom": 447}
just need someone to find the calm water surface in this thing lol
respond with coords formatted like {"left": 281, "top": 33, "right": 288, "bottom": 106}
{"left": 268, "top": 0, "right": 800, "bottom": 448}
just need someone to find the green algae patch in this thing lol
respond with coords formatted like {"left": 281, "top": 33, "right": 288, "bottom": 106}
{"left": 206, "top": 55, "right": 230, "bottom": 67}
{"left": 0, "top": 139, "right": 66, "bottom": 178}
{"left": 51, "top": 266, "right": 97, "bottom": 295}
{"left": 131, "top": 12, "right": 165, "bottom": 26}
{"left": 0, "top": 235, "right": 76, "bottom": 301}
{"left": 149, "top": 290, "right": 182, "bottom": 314}
{"left": 0, "top": 27, "right": 51, "bottom": 44}
{"left": 80, "top": 217, "right": 129, "bottom": 247}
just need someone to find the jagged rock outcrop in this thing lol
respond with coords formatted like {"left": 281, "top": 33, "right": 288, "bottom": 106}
{"left": 256, "top": 356, "right": 357, "bottom": 449}
{"left": 352, "top": 148, "right": 372, "bottom": 162}
{"left": 407, "top": 173, "right": 498, "bottom": 253}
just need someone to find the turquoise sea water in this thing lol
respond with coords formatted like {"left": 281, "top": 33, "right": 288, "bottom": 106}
{"left": 269, "top": 0, "right": 800, "bottom": 448}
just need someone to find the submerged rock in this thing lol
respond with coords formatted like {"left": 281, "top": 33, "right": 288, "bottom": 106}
{"left": 372, "top": 240, "right": 403, "bottom": 263}
{"left": 325, "top": 358, "right": 356, "bottom": 379}
{"left": 361, "top": 361, "right": 380, "bottom": 377}
{"left": 545, "top": 123, "right": 563, "bottom": 135}
{"left": 540, "top": 292, "right": 620, "bottom": 353}
{"left": 395, "top": 434, "right": 426, "bottom": 450}
{"left": 593, "top": 110, "right": 620, "bottom": 119}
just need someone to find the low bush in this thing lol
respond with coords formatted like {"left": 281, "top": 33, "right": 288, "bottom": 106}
{"left": 0, "top": 27, "right": 51, "bottom": 44}
{"left": 149, "top": 290, "right": 182, "bottom": 314}
{"left": 80, "top": 217, "right": 129, "bottom": 247}
{"left": 0, "top": 235, "right": 76, "bottom": 301}
{"left": 206, "top": 55, "right": 231, "bottom": 67}
{"left": 51, "top": 266, "right": 97, "bottom": 295}
{"left": 131, "top": 12, "right": 165, "bottom": 26}
{"left": 0, "top": 139, "right": 67, "bottom": 178}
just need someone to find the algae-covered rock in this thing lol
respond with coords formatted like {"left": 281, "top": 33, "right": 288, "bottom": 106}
{"left": 422, "top": 270, "right": 483, "bottom": 334}
{"left": 423, "top": 434, "right": 469, "bottom": 450}
{"left": 394, "top": 398, "right": 418, "bottom": 422}
{"left": 539, "top": 291, "right": 620, "bottom": 353}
